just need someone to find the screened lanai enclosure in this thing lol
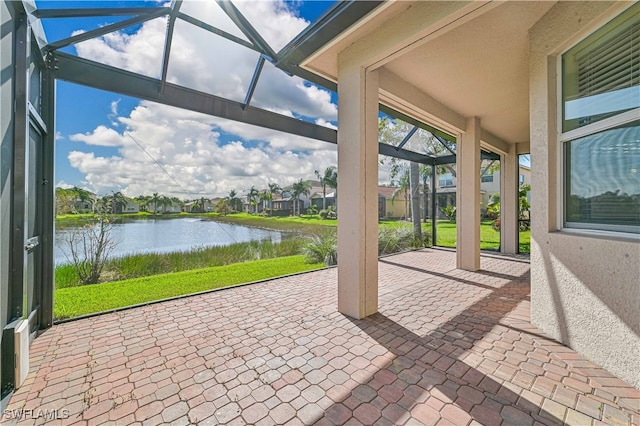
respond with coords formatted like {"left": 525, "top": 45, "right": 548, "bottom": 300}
{"left": 1, "top": 0, "right": 533, "bottom": 406}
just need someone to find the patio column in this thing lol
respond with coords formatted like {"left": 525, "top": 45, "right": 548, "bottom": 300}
{"left": 336, "top": 55, "right": 379, "bottom": 319}
{"left": 501, "top": 145, "right": 519, "bottom": 254}
{"left": 456, "top": 117, "right": 481, "bottom": 270}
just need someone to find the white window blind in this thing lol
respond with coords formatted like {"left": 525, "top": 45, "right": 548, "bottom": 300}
{"left": 563, "top": 5, "right": 639, "bottom": 132}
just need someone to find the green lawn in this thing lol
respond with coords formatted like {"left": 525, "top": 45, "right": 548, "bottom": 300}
{"left": 432, "top": 220, "right": 500, "bottom": 250}
{"left": 212, "top": 214, "right": 530, "bottom": 253}
{"left": 380, "top": 219, "right": 530, "bottom": 253}
{"left": 208, "top": 212, "right": 337, "bottom": 232}
{"left": 54, "top": 255, "right": 323, "bottom": 320}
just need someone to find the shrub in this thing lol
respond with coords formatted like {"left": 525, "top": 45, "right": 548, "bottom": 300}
{"left": 326, "top": 205, "right": 337, "bottom": 220}
{"left": 302, "top": 231, "right": 337, "bottom": 266}
{"left": 441, "top": 205, "right": 456, "bottom": 222}
{"left": 319, "top": 209, "right": 328, "bottom": 219}
{"left": 378, "top": 226, "right": 431, "bottom": 255}
{"left": 301, "top": 225, "right": 432, "bottom": 266}
{"left": 306, "top": 205, "right": 319, "bottom": 215}
{"left": 60, "top": 214, "right": 117, "bottom": 285}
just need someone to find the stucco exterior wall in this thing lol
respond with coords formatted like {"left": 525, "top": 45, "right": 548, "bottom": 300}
{"left": 529, "top": 2, "right": 640, "bottom": 389}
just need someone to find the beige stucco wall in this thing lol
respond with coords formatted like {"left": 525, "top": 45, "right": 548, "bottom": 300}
{"left": 529, "top": 2, "right": 640, "bottom": 389}
{"left": 385, "top": 197, "right": 408, "bottom": 218}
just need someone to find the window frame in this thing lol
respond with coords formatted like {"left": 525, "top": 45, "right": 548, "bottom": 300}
{"left": 558, "top": 5, "right": 640, "bottom": 236}
{"left": 438, "top": 173, "right": 454, "bottom": 188}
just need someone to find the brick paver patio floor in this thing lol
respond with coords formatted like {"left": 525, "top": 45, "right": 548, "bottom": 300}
{"left": 5, "top": 248, "right": 639, "bottom": 425}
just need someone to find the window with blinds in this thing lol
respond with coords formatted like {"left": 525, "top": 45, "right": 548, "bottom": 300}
{"left": 562, "top": 5, "right": 640, "bottom": 234}
{"left": 562, "top": 4, "right": 639, "bottom": 132}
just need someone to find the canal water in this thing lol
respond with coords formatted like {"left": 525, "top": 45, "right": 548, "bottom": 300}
{"left": 54, "top": 217, "right": 283, "bottom": 265}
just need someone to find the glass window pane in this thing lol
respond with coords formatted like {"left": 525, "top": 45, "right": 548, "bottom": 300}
{"left": 29, "top": 46, "right": 42, "bottom": 113}
{"left": 565, "top": 120, "right": 640, "bottom": 232}
{"left": 562, "top": 5, "right": 639, "bottom": 132}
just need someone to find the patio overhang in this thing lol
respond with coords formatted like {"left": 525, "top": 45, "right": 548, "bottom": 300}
{"left": 292, "top": 0, "right": 640, "bottom": 393}
{"left": 300, "top": 0, "right": 554, "bottom": 149}
{"left": 293, "top": 1, "right": 551, "bottom": 319}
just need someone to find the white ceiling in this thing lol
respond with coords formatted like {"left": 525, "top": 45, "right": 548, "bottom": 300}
{"left": 382, "top": 1, "right": 556, "bottom": 143}
{"left": 304, "top": 1, "right": 560, "bottom": 145}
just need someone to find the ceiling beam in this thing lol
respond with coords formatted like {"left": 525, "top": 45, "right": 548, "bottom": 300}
{"left": 340, "top": 1, "right": 496, "bottom": 70}
{"left": 177, "top": 12, "right": 258, "bottom": 52}
{"left": 159, "top": 1, "right": 183, "bottom": 94}
{"left": 244, "top": 55, "right": 266, "bottom": 109}
{"left": 379, "top": 68, "right": 466, "bottom": 134}
{"left": 396, "top": 126, "right": 418, "bottom": 151}
{"left": 44, "top": 8, "right": 170, "bottom": 52}
{"left": 379, "top": 104, "right": 456, "bottom": 144}
{"left": 379, "top": 143, "right": 434, "bottom": 165}
{"left": 53, "top": 52, "right": 435, "bottom": 166}
{"left": 215, "top": 0, "right": 277, "bottom": 60}
{"left": 481, "top": 129, "right": 510, "bottom": 155}
{"left": 33, "top": 7, "right": 169, "bottom": 18}
{"left": 53, "top": 52, "right": 336, "bottom": 143}
{"left": 276, "top": 0, "right": 384, "bottom": 66}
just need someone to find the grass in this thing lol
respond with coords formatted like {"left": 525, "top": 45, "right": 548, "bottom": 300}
{"left": 56, "top": 238, "right": 303, "bottom": 288}
{"left": 54, "top": 255, "right": 323, "bottom": 319}
{"left": 380, "top": 219, "right": 530, "bottom": 253}
{"left": 208, "top": 212, "right": 337, "bottom": 233}
{"left": 55, "top": 211, "right": 183, "bottom": 229}
{"left": 431, "top": 220, "right": 530, "bottom": 253}
{"left": 433, "top": 220, "right": 500, "bottom": 250}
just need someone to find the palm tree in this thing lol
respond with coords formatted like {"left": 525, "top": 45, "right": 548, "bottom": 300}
{"left": 267, "top": 183, "right": 281, "bottom": 215}
{"left": 419, "top": 165, "right": 431, "bottom": 222}
{"left": 73, "top": 186, "right": 94, "bottom": 213}
{"left": 315, "top": 166, "right": 337, "bottom": 210}
{"left": 159, "top": 195, "right": 173, "bottom": 213}
{"left": 228, "top": 190, "right": 241, "bottom": 212}
{"left": 291, "top": 179, "right": 311, "bottom": 216}
{"left": 409, "top": 162, "right": 422, "bottom": 239}
{"left": 97, "top": 195, "right": 110, "bottom": 214}
{"left": 150, "top": 192, "right": 160, "bottom": 215}
{"left": 259, "top": 190, "right": 270, "bottom": 214}
{"left": 110, "top": 191, "right": 127, "bottom": 214}
{"left": 247, "top": 186, "right": 260, "bottom": 214}
{"left": 134, "top": 195, "right": 151, "bottom": 212}
{"left": 325, "top": 167, "right": 338, "bottom": 209}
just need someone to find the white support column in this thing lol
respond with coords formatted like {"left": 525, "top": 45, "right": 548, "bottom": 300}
{"left": 501, "top": 144, "right": 519, "bottom": 254}
{"left": 456, "top": 117, "right": 481, "bottom": 271}
{"left": 336, "top": 55, "right": 379, "bottom": 319}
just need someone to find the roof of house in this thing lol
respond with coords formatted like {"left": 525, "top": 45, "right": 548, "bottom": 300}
{"left": 377, "top": 186, "right": 399, "bottom": 199}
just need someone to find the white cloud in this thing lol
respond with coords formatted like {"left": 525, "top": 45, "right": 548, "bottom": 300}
{"left": 69, "top": 125, "right": 127, "bottom": 147}
{"left": 66, "top": 101, "right": 339, "bottom": 198}
{"left": 315, "top": 118, "right": 337, "bottom": 130}
{"left": 61, "top": 2, "right": 399, "bottom": 198}
{"left": 109, "top": 99, "right": 121, "bottom": 126}
{"left": 73, "top": 1, "right": 336, "bottom": 121}
{"left": 55, "top": 180, "right": 74, "bottom": 189}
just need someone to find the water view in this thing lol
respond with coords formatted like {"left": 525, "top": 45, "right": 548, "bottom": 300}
{"left": 55, "top": 217, "right": 283, "bottom": 265}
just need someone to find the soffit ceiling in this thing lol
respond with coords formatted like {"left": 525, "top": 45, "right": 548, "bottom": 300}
{"left": 304, "top": 1, "right": 558, "bottom": 145}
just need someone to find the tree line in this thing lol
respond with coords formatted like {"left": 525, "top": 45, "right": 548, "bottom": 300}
{"left": 55, "top": 166, "right": 339, "bottom": 217}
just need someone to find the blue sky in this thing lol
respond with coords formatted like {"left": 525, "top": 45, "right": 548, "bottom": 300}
{"left": 40, "top": 1, "right": 524, "bottom": 200}
{"left": 41, "top": 0, "right": 340, "bottom": 199}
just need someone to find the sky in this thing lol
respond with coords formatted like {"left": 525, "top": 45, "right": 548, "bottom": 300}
{"left": 42, "top": 0, "right": 346, "bottom": 199}
{"left": 40, "top": 0, "right": 528, "bottom": 201}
